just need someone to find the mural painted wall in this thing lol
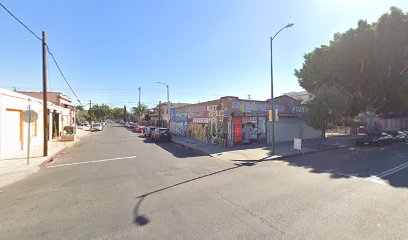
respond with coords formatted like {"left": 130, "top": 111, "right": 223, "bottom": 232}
{"left": 170, "top": 95, "right": 308, "bottom": 146}
{"left": 170, "top": 104, "right": 225, "bottom": 145}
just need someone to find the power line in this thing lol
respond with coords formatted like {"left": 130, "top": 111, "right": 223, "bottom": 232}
{"left": 0, "top": 1, "right": 83, "bottom": 106}
{"left": 46, "top": 46, "right": 83, "bottom": 106}
{"left": 0, "top": 85, "right": 226, "bottom": 97}
{"left": 0, "top": 2, "right": 41, "bottom": 41}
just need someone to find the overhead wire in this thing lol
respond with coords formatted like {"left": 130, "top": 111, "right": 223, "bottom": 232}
{"left": 0, "top": 2, "right": 246, "bottom": 106}
{"left": 0, "top": 85, "right": 227, "bottom": 97}
{"left": 46, "top": 46, "right": 83, "bottom": 106}
{"left": 0, "top": 2, "right": 41, "bottom": 41}
{"left": 0, "top": 1, "right": 83, "bottom": 107}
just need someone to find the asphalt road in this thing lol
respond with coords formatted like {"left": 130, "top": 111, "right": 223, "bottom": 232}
{"left": 1, "top": 124, "right": 408, "bottom": 240}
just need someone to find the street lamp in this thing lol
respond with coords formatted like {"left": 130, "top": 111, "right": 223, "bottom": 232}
{"left": 156, "top": 82, "right": 170, "bottom": 127}
{"left": 270, "top": 23, "right": 294, "bottom": 155}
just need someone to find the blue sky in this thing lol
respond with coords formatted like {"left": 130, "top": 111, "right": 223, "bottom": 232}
{"left": 1, "top": 0, "right": 408, "bottom": 109}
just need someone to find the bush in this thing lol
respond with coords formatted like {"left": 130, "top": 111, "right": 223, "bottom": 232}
{"left": 64, "top": 126, "right": 74, "bottom": 134}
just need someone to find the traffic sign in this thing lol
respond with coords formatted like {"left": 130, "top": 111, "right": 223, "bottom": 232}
{"left": 22, "top": 110, "right": 38, "bottom": 123}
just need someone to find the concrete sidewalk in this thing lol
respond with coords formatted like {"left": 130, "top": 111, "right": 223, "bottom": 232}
{"left": 0, "top": 128, "right": 90, "bottom": 190}
{"left": 171, "top": 135, "right": 356, "bottom": 161}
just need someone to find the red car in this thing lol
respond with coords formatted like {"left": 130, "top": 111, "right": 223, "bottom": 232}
{"left": 135, "top": 125, "right": 145, "bottom": 133}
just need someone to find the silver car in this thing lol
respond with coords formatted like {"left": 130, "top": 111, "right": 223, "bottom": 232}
{"left": 91, "top": 123, "right": 103, "bottom": 131}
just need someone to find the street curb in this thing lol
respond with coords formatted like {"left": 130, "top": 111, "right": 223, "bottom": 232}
{"left": 173, "top": 137, "right": 355, "bottom": 161}
{"left": 38, "top": 131, "right": 91, "bottom": 169}
{"left": 171, "top": 139, "right": 212, "bottom": 157}
{"left": 263, "top": 145, "right": 355, "bottom": 161}
{"left": 38, "top": 146, "right": 68, "bottom": 169}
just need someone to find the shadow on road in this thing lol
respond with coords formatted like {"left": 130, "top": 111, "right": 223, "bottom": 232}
{"left": 133, "top": 196, "right": 150, "bottom": 226}
{"left": 155, "top": 141, "right": 207, "bottom": 158}
{"left": 279, "top": 142, "right": 408, "bottom": 188}
{"left": 132, "top": 161, "right": 257, "bottom": 226}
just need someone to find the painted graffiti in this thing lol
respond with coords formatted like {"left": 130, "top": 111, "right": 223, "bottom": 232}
{"left": 207, "top": 105, "right": 224, "bottom": 117}
{"left": 232, "top": 101, "right": 269, "bottom": 113}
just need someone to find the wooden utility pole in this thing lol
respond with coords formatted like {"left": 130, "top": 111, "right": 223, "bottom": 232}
{"left": 124, "top": 105, "right": 127, "bottom": 122}
{"left": 158, "top": 101, "right": 162, "bottom": 127}
{"left": 89, "top": 100, "right": 92, "bottom": 123}
{"left": 138, "top": 87, "right": 141, "bottom": 122}
{"left": 42, "top": 31, "right": 48, "bottom": 156}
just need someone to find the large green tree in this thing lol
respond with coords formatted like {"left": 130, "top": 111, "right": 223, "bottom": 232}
{"left": 304, "top": 86, "right": 350, "bottom": 143}
{"left": 90, "top": 104, "right": 111, "bottom": 121}
{"left": 111, "top": 107, "right": 125, "bottom": 120}
{"left": 295, "top": 7, "right": 408, "bottom": 125}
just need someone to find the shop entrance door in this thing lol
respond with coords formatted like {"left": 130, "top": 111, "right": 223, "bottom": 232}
{"left": 232, "top": 117, "right": 242, "bottom": 145}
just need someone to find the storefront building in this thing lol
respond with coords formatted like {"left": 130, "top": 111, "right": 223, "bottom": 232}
{"left": 170, "top": 95, "right": 321, "bottom": 146}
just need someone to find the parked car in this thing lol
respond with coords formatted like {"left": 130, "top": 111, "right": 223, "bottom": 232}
{"left": 143, "top": 127, "right": 149, "bottom": 136}
{"left": 91, "top": 123, "right": 103, "bottom": 131}
{"left": 356, "top": 132, "right": 393, "bottom": 146}
{"left": 135, "top": 126, "right": 145, "bottom": 133}
{"left": 128, "top": 122, "right": 135, "bottom": 129}
{"left": 385, "top": 131, "right": 407, "bottom": 142}
{"left": 152, "top": 128, "right": 172, "bottom": 142}
{"left": 145, "top": 126, "right": 156, "bottom": 138}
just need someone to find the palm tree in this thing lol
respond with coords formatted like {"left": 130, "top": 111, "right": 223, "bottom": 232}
{"left": 132, "top": 104, "right": 150, "bottom": 120}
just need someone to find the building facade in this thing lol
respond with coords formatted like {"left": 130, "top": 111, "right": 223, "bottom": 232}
{"left": 283, "top": 91, "right": 312, "bottom": 104}
{"left": 170, "top": 96, "right": 321, "bottom": 146}
{"left": 0, "top": 89, "right": 73, "bottom": 159}
{"left": 150, "top": 102, "right": 190, "bottom": 127}
{"left": 18, "top": 91, "right": 75, "bottom": 138}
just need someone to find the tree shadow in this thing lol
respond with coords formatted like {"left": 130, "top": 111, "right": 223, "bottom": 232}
{"left": 132, "top": 161, "right": 257, "bottom": 226}
{"left": 169, "top": 135, "right": 355, "bottom": 158}
{"left": 278, "top": 142, "right": 408, "bottom": 188}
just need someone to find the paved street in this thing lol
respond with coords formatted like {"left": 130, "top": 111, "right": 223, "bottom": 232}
{"left": 1, "top": 124, "right": 408, "bottom": 240}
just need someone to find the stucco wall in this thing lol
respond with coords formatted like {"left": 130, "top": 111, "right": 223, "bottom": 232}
{"left": 0, "top": 89, "right": 73, "bottom": 159}
{"left": 0, "top": 91, "right": 44, "bottom": 159}
{"left": 268, "top": 117, "right": 321, "bottom": 143}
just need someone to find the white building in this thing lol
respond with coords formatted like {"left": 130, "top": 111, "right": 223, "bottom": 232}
{"left": 0, "top": 88, "right": 72, "bottom": 159}
{"left": 283, "top": 91, "right": 312, "bottom": 104}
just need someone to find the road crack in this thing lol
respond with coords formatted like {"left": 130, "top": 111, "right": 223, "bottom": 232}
{"left": 212, "top": 189, "right": 289, "bottom": 238}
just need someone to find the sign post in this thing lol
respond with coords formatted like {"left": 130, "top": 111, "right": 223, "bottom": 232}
{"left": 22, "top": 107, "right": 38, "bottom": 165}
{"left": 27, "top": 105, "right": 31, "bottom": 165}
{"left": 294, "top": 138, "right": 302, "bottom": 152}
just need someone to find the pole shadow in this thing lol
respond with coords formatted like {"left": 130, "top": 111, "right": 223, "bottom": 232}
{"left": 132, "top": 162, "right": 258, "bottom": 227}
{"left": 133, "top": 195, "right": 150, "bottom": 226}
